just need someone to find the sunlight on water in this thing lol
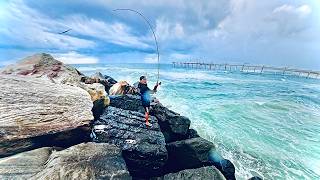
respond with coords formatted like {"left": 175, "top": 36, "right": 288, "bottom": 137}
{"left": 74, "top": 63, "right": 320, "bottom": 180}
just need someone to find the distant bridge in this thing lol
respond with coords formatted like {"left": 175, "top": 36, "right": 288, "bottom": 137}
{"left": 172, "top": 62, "right": 320, "bottom": 79}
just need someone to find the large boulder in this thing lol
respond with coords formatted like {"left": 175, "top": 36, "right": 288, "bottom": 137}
{"left": 90, "top": 72, "right": 117, "bottom": 85}
{"left": 151, "top": 103, "right": 191, "bottom": 142}
{"left": 186, "top": 128, "right": 200, "bottom": 139}
{"left": 90, "top": 72, "right": 105, "bottom": 80}
{"left": 0, "top": 142, "right": 131, "bottom": 179}
{"left": 0, "top": 147, "right": 54, "bottom": 179}
{"left": 80, "top": 83, "right": 107, "bottom": 102}
{"left": 0, "top": 53, "right": 81, "bottom": 85}
{"left": 249, "top": 176, "right": 263, "bottom": 180}
{"left": 209, "top": 149, "right": 236, "bottom": 180}
{"left": 109, "top": 95, "right": 145, "bottom": 113}
{"left": 79, "top": 72, "right": 116, "bottom": 94}
{"left": 0, "top": 53, "right": 109, "bottom": 107}
{"left": 90, "top": 72, "right": 117, "bottom": 93}
{"left": 164, "top": 137, "right": 215, "bottom": 173}
{"left": 92, "top": 106, "right": 168, "bottom": 177}
{"left": 109, "top": 81, "right": 138, "bottom": 95}
{"left": 109, "top": 95, "right": 191, "bottom": 142}
{"left": 156, "top": 166, "right": 225, "bottom": 180}
{"left": 0, "top": 75, "right": 93, "bottom": 157}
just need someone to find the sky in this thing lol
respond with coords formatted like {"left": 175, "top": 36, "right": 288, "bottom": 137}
{"left": 0, "top": 0, "right": 319, "bottom": 70}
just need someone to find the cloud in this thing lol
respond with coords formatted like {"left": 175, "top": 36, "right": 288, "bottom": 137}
{"left": 0, "top": 0, "right": 152, "bottom": 52}
{"left": 169, "top": 53, "right": 191, "bottom": 60}
{"left": 144, "top": 54, "right": 158, "bottom": 64}
{"left": 269, "top": 4, "right": 313, "bottom": 36}
{"left": 190, "top": 0, "right": 320, "bottom": 68}
{"left": 0, "top": 0, "right": 96, "bottom": 50}
{"left": 273, "top": 4, "right": 311, "bottom": 17}
{"left": 53, "top": 51, "right": 99, "bottom": 64}
{"left": 0, "top": 0, "right": 319, "bottom": 69}
{"left": 63, "top": 15, "right": 150, "bottom": 49}
{"left": 155, "top": 18, "right": 185, "bottom": 41}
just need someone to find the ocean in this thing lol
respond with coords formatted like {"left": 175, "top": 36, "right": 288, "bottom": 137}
{"left": 74, "top": 63, "right": 320, "bottom": 180}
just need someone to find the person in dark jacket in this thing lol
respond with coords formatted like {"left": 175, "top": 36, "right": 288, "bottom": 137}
{"left": 134, "top": 76, "right": 160, "bottom": 127}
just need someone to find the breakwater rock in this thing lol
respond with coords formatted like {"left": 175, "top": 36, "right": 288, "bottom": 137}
{"left": 92, "top": 106, "right": 167, "bottom": 177}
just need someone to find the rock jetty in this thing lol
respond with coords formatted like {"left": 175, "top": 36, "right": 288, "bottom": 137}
{"left": 0, "top": 53, "right": 239, "bottom": 180}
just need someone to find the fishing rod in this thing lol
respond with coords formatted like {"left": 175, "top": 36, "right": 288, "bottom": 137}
{"left": 113, "top": 8, "right": 160, "bottom": 83}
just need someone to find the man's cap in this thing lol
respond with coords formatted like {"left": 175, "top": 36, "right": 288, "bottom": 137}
{"left": 140, "top": 76, "right": 146, "bottom": 80}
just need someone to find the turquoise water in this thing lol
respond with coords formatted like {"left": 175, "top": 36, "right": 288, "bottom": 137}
{"left": 74, "top": 63, "right": 320, "bottom": 180}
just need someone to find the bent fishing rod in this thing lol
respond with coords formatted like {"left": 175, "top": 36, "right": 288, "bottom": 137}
{"left": 57, "top": 9, "right": 161, "bottom": 83}
{"left": 113, "top": 8, "right": 160, "bottom": 83}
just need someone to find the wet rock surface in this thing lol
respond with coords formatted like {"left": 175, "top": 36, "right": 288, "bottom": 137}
{"left": 151, "top": 104, "right": 191, "bottom": 143}
{"left": 186, "top": 129, "right": 200, "bottom": 139}
{"left": 92, "top": 106, "right": 167, "bottom": 177}
{"left": 164, "top": 137, "right": 215, "bottom": 173}
{"left": 212, "top": 159, "right": 236, "bottom": 180}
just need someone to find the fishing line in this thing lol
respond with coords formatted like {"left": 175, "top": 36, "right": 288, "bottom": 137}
{"left": 57, "top": 10, "right": 161, "bottom": 83}
{"left": 113, "top": 8, "right": 160, "bottom": 83}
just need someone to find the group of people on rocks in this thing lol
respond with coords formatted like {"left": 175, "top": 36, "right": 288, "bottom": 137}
{"left": 82, "top": 74, "right": 161, "bottom": 127}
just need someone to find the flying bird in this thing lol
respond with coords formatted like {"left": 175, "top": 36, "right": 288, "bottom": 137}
{"left": 58, "top": 28, "right": 72, "bottom": 34}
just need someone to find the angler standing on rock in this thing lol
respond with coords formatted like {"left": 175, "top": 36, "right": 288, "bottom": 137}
{"left": 134, "top": 76, "right": 161, "bottom": 127}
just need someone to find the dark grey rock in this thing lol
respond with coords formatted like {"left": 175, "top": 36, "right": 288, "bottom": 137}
{"left": 154, "top": 166, "right": 225, "bottom": 180}
{"left": 186, "top": 128, "right": 200, "bottom": 139}
{"left": 103, "top": 74, "right": 118, "bottom": 85}
{"left": 109, "top": 95, "right": 145, "bottom": 113}
{"left": 164, "top": 137, "right": 215, "bottom": 172}
{"left": 91, "top": 72, "right": 105, "bottom": 80}
{"left": 248, "top": 176, "right": 262, "bottom": 180}
{"left": 211, "top": 159, "right": 236, "bottom": 180}
{"left": 91, "top": 72, "right": 117, "bottom": 85}
{"left": 208, "top": 148, "right": 236, "bottom": 180}
{"left": 90, "top": 72, "right": 117, "bottom": 93}
{"left": 92, "top": 106, "right": 168, "bottom": 177}
{"left": 151, "top": 103, "right": 191, "bottom": 142}
{"left": 109, "top": 95, "right": 191, "bottom": 142}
